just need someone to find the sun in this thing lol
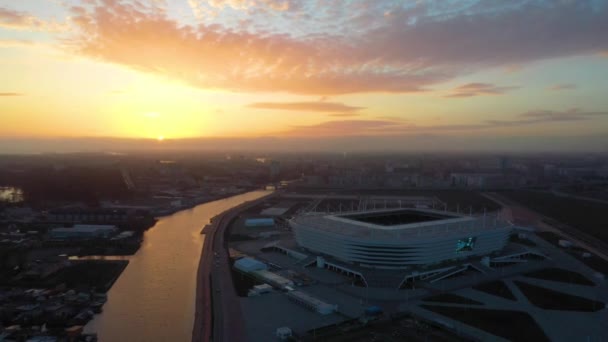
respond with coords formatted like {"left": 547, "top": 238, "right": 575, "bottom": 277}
{"left": 157, "top": 135, "right": 164, "bottom": 142}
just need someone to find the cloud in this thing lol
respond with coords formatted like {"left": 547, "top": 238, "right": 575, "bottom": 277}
{"left": 247, "top": 101, "right": 363, "bottom": 113}
{"left": 329, "top": 113, "right": 360, "bottom": 117}
{"left": 281, "top": 108, "right": 608, "bottom": 136}
{"left": 548, "top": 83, "right": 577, "bottom": 91}
{"left": 285, "top": 120, "right": 405, "bottom": 136}
{"left": 445, "top": 83, "right": 519, "bottom": 98}
{"left": 69, "top": 1, "right": 442, "bottom": 95}
{"left": 3, "top": 134, "right": 608, "bottom": 154}
{"left": 64, "top": 0, "right": 608, "bottom": 94}
{"left": 435, "top": 109, "right": 608, "bottom": 130}
{"left": 518, "top": 108, "right": 607, "bottom": 121}
{"left": 0, "top": 39, "right": 35, "bottom": 48}
{"left": 194, "top": 0, "right": 293, "bottom": 11}
{"left": 0, "top": 7, "right": 67, "bottom": 32}
{"left": 0, "top": 92, "right": 24, "bottom": 96}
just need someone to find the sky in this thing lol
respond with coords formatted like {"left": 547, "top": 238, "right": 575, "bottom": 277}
{"left": 0, "top": 0, "right": 607, "bottom": 153}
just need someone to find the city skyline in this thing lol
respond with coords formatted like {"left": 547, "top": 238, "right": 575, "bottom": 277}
{"left": 1, "top": 0, "right": 608, "bottom": 152}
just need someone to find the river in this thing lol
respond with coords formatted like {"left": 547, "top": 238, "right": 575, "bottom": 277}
{"left": 84, "top": 190, "right": 271, "bottom": 342}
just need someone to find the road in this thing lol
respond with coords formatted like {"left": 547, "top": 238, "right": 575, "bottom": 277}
{"left": 193, "top": 192, "right": 275, "bottom": 342}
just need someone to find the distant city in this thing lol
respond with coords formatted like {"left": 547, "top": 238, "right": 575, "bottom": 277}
{"left": 2, "top": 0, "right": 608, "bottom": 341}
{"left": 1, "top": 152, "right": 608, "bottom": 341}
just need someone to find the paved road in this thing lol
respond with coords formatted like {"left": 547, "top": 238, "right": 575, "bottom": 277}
{"left": 192, "top": 219, "right": 214, "bottom": 342}
{"left": 211, "top": 209, "right": 246, "bottom": 342}
{"left": 193, "top": 192, "right": 275, "bottom": 342}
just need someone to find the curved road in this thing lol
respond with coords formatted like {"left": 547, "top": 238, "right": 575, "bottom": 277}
{"left": 193, "top": 192, "right": 275, "bottom": 342}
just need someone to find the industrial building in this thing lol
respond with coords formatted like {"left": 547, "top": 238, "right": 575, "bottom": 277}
{"left": 234, "top": 257, "right": 294, "bottom": 289}
{"left": 251, "top": 270, "right": 294, "bottom": 289}
{"left": 234, "top": 257, "right": 268, "bottom": 273}
{"left": 287, "top": 291, "right": 337, "bottom": 315}
{"left": 291, "top": 208, "right": 512, "bottom": 268}
{"left": 244, "top": 218, "right": 275, "bottom": 228}
{"left": 48, "top": 224, "right": 119, "bottom": 240}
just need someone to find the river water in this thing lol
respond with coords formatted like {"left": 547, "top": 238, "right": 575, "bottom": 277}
{"left": 84, "top": 190, "right": 270, "bottom": 342}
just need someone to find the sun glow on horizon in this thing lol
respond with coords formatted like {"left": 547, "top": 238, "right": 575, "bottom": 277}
{"left": 0, "top": 0, "right": 607, "bottom": 151}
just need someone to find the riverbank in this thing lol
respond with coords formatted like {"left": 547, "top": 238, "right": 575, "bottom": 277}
{"left": 192, "top": 191, "right": 275, "bottom": 342}
{"left": 0, "top": 259, "right": 128, "bottom": 340}
{"left": 153, "top": 188, "right": 257, "bottom": 218}
{"left": 85, "top": 190, "right": 272, "bottom": 342}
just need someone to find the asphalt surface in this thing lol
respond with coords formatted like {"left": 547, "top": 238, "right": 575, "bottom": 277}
{"left": 193, "top": 193, "right": 275, "bottom": 342}
{"left": 211, "top": 209, "right": 246, "bottom": 342}
{"left": 192, "top": 217, "right": 214, "bottom": 342}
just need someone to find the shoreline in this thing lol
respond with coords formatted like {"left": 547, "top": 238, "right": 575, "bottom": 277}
{"left": 192, "top": 191, "right": 276, "bottom": 342}
{"left": 153, "top": 189, "right": 256, "bottom": 218}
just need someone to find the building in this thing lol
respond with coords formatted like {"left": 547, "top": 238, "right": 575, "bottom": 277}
{"left": 233, "top": 258, "right": 294, "bottom": 289}
{"left": 234, "top": 257, "right": 268, "bottom": 273}
{"left": 48, "top": 208, "right": 129, "bottom": 224}
{"left": 286, "top": 290, "right": 337, "bottom": 315}
{"left": 291, "top": 208, "right": 511, "bottom": 268}
{"left": 251, "top": 270, "right": 294, "bottom": 289}
{"left": 270, "top": 160, "right": 281, "bottom": 178}
{"left": 49, "top": 224, "right": 119, "bottom": 240}
{"left": 244, "top": 218, "right": 275, "bottom": 228}
{"left": 276, "top": 327, "right": 292, "bottom": 341}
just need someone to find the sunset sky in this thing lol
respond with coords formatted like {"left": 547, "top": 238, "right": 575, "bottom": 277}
{"left": 1, "top": 0, "right": 607, "bottom": 152}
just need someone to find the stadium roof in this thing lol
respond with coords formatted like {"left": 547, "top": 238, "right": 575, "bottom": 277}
{"left": 292, "top": 208, "right": 510, "bottom": 242}
{"left": 342, "top": 209, "right": 452, "bottom": 226}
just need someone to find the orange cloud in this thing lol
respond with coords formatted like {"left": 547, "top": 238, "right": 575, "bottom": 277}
{"left": 247, "top": 101, "right": 363, "bottom": 112}
{"left": 280, "top": 109, "right": 608, "bottom": 137}
{"left": 65, "top": 1, "right": 446, "bottom": 95}
{"left": 0, "top": 39, "right": 35, "bottom": 48}
{"left": 0, "top": 7, "right": 66, "bottom": 32}
{"left": 329, "top": 113, "right": 360, "bottom": 118}
{"left": 284, "top": 120, "right": 408, "bottom": 136}
{"left": 65, "top": 0, "right": 608, "bottom": 95}
{"left": 0, "top": 92, "right": 24, "bottom": 96}
{"left": 204, "top": 0, "right": 291, "bottom": 11}
{"left": 445, "top": 83, "right": 519, "bottom": 98}
{"left": 548, "top": 83, "right": 576, "bottom": 91}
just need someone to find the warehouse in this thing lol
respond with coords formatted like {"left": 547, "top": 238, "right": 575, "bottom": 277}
{"left": 49, "top": 224, "right": 118, "bottom": 240}
{"left": 287, "top": 290, "right": 337, "bottom": 315}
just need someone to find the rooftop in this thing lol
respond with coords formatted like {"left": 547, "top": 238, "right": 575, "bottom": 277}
{"left": 292, "top": 208, "right": 511, "bottom": 242}
{"left": 342, "top": 209, "right": 452, "bottom": 226}
{"left": 51, "top": 224, "right": 118, "bottom": 233}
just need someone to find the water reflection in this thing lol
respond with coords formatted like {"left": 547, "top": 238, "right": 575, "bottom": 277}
{"left": 0, "top": 187, "right": 24, "bottom": 203}
{"left": 85, "top": 191, "right": 270, "bottom": 342}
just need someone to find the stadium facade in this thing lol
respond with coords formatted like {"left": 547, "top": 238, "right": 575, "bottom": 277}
{"left": 291, "top": 208, "right": 512, "bottom": 268}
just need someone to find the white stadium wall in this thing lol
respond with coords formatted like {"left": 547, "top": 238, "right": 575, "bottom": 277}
{"left": 291, "top": 210, "right": 512, "bottom": 268}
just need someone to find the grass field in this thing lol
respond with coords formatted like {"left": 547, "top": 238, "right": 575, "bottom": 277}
{"left": 514, "top": 281, "right": 605, "bottom": 312}
{"left": 423, "top": 293, "right": 483, "bottom": 305}
{"left": 524, "top": 268, "right": 595, "bottom": 286}
{"left": 421, "top": 305, "right": 549, "bottom": 342}
{"left": 502, "top": 190, "right": 608, "bottom": 240}
{"left": 537, "top": 231, "right": 608, "bottom": 274}
{"left": 473, "top": 280, "right": 516, "bottom": 300}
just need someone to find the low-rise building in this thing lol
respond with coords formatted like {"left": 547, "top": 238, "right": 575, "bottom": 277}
{"left": 49, "top": 225, "right": 118, "bottom": 240}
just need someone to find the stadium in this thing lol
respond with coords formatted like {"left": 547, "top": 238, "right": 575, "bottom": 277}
{"left": 291, "top": 208, "right": 512, "bottom": 268}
